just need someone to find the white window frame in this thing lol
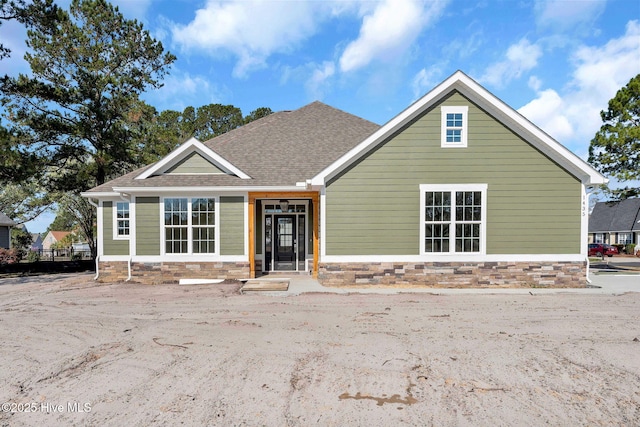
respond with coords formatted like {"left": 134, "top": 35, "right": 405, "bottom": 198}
{"left": 618, "top": 232, "right": 632, "bottom": 245}
{"left": 441, "top": 106, "right": 468, "bottom": 148}
{"left": 161, "top": 197, "right": 218, "bottom": 256}
{"left": 113, "top": 201, "right": 130, "bottom": 240}
{"left": 594, "top": 233, "right": 604, "bottom": 244}
{"left": 419, "top": 184, "right": 487, "bottom": 255}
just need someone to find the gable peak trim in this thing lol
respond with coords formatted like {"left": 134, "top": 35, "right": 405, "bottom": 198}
{"left": 311, "top": 70, "right": 606, "bottom": 186}
{"left": 135, "top": 137, "right": 251, "bottom": 180}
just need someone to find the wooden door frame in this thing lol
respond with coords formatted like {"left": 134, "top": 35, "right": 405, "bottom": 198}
{"left": 248, "top": 191, "right": 319, "bottom": 278}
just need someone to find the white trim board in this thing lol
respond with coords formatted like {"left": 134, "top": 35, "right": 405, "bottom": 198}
{"left": 319, "top": 254, "right": 587, "bottom": 263}
{"left": 135, "top": 137, "right": 251, "bottom": 180}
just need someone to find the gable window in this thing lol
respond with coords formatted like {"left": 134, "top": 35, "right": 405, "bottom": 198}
{"left": 164, "top": 198, "right": 216, "bottom": 254}
{"left": 441, "top": 106, "right": 468, "bottom": 148}
{"left": 114, "top": 202, "right": 130, "bottom": 239}
{"left": 420, "top": 184, "right": 487, "bottom": 255}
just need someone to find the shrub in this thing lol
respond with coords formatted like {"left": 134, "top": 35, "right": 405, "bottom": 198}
{"left": 613, "top": 244, "right": 625, "bottom": 254}
{"left": 71, "top": 253, "right": 83, "bottom": 261}
{"left": 0, "top": 248, "right": 19, "bottom": 265}
{"left": 26, "top": 250, "right": 40, "bottom": 263}
{"left": 625, "top": 243, "right": 637, "bottom": 255}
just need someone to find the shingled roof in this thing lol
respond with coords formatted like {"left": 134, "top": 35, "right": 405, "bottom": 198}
{"left": 0, "top": 212, "right": 16, "bottom": 226}
{"left": 589, "top": 198, "right": 640, "bottom": 233}
{"left": 87, "top": 101, "right": 379, "bottom": 193}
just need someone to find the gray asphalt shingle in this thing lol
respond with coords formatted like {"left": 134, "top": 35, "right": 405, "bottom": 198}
{"left": 589, "top": 198, "right": 640, "bottom": 232}
{"left": 87, "top": 101, "right": 380, "bottom": 193}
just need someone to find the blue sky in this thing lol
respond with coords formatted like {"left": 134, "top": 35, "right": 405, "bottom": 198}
{"left": 1, "top": 0, "right": 639, "bottom": 232}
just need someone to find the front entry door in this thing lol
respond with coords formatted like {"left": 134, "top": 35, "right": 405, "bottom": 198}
{"left": 274, "top": 215, "right": 296, "bottom": 271}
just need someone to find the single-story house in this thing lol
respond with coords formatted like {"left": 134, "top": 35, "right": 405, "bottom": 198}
{"left": 0, "top": 212, "right": 16, "bottom": 249}
{"left": 42, "top": 231, "right": 71, "bottom": 250}
{"left": 82, "top": 71, "right": 606, "bottom": 287}
{"left": 589, "top": 198, "right": 640, "bottom": 246}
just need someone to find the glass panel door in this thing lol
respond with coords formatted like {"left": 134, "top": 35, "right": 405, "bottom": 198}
{"left": 274, "top": 215, "right": 295, "bottom": 271}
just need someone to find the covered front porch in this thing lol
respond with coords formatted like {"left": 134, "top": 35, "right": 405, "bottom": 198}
{"left": 248, "top": 191, "right": 320, "bottom": 279}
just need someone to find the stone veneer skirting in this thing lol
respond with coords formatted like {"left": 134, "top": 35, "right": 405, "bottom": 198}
{"left": 98, "top": 261, "right": 250, "bottom": 285}
{"left": 318, "top": 261, "right": 587, "bottom": 288}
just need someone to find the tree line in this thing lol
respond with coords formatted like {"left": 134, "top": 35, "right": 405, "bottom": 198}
{"left": 0, "top": 0, "right": 271, "bottom": 257}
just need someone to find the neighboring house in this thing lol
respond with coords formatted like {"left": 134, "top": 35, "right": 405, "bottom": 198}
{"left": 589, "top": 198, "right": 640, "bottom": 247}
{"left": 42, "top": 231, "right": 71, "bottom": 250}
{"left": 31, "top": 233, "right": 43, "bottom": 252}
{"left": 82, "top": 71, "right": 606, "bottom": 287}
{"left": 0, "top": 212, "right": 16, "bottom": 249}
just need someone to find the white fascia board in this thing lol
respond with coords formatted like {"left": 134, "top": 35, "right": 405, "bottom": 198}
{"left": 320, "top": 254, "right": 587, "bottom": 263}
{"left": 311, "top": 70, "right": 607, "bottom": 186}
{"left": 111, "top": 186, "right": 304, "bottom": 195}
{"left": 80, "top": 191, "right": 119, "bottom": 198}
{"left": 101, "top": 255, "right": 249, "bottom": 263}
{"left": 135, "top": 137, "right": 251, "bottom": 180}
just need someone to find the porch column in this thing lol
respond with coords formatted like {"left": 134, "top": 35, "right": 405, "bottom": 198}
{"left": 248, "top": 195, "right": 256, "bottom": 278}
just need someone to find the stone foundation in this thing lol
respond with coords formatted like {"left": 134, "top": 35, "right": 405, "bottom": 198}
{"left": 98, "top": 261, "right": 251, "bottom": 285}
{"left": 318, "top": 261, "right": 587, "bottom": 288}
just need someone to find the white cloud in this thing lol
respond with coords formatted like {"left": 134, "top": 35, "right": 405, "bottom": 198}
{"left": 306, "top": 61, "right": 336, "bottom": 99}
{"left": 111, "top": 0, "right": 153, "bottom": 20}
{"left": 412, "top": 66, "right": 443, "bottom": 99}
{"left": 143, "top": 69, "right": 227, "bottom": 112}
{"left": 519, "top": 88, "right": 574, "bottom": 140}
{"left": 171, "top": 0, "right": 321, "bottom": 78}
{"left": 480, "top": 38, "right": 543, "bottom": 87}
{"left": 534, "top": 0, "right": 605, "bottom": 32}
{"left": 518, "top": 20, "right": 640, "bottom": 155}
{"left": 528, "top": 75, "right": 542, "bottom": 92}
{"left": 339, "top": 0, "right": 448, "bottom": 73}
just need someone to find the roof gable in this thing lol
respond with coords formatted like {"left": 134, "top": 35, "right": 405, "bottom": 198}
{"left": 589, "top": 198, "right": 640, "bottom": 232}
{"left": 135, "top": 137, "right": 251, "bottom": 180}
{"left": 83, "top": 102, "right": 380, "bottom": 194}
{"left": 46, "top": 231, "right": 71, "bottom": 242}
{"left": 0, "top": 212, "right": 15, "bottom": 226}
{"left": 311, "top": 70, "right": 607, "bottom": 186}
{"left": 165, "top": 151, "right": 225, "bottom": 175}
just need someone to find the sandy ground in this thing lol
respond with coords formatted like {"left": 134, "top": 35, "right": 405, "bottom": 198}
{"left": 0, "top": 273, "right": 639, "bottom": 426}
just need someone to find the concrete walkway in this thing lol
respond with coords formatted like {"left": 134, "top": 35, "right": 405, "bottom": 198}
{"left": 247, "top": 270, "right": 640, "bottom": 296}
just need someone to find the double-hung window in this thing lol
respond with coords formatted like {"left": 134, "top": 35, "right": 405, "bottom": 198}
{"left": 420, "top": 184, "right": 487, "bottom": 255}
{"left": 618, "top": 232, "right": 632, "bottom": 245}
{"left": 114, "top": 202, "right": 130, "bottom": 239}
{"left": 441, "top": 106, "right": 468, "bottom": 147}
{"left": 164, "top": 197, "right": 216, "bottom": 254}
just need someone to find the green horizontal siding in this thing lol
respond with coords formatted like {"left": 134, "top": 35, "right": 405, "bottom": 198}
{"left": 326, "top": 91, "right": 581, "bottom": 255}
{"left": 102, "top": 202, "right": 129, "bottom": 256}
{"left": 220, "top": 196, "right": 244, "bottom": 255}
{"left": 166, "top": 152, "right": 224, "bottom": 174}
{"left": 136, "top": 197, "right": 160, "bottom": 255}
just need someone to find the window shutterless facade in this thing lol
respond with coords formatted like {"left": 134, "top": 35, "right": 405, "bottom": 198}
{"left": 441, "top": 106, "right": 468, "bottom": 147}
{"left": 114, "top": 202, "right": 130, "bottom": 239}
{"left": 420, "top": 184, "right": 487, "bottom": 255}
{"left": 163, "top": 197, "right": 216, "bottom": 254}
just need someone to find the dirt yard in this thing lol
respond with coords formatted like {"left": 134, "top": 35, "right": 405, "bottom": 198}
{"left": 0, "top": 273, "right": 639, "bottom": 426}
